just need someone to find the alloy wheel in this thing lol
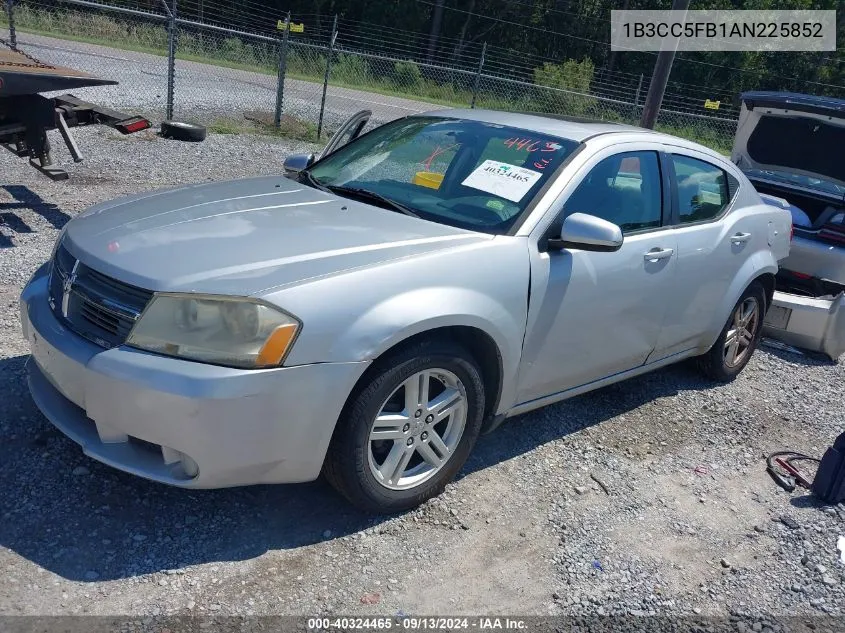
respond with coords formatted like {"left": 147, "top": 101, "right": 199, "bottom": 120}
{"left": 724, "top": 297, "right": 759, "bottom": 368}
{"left": 367, "top": 368, "right": 467, "bottom": 490}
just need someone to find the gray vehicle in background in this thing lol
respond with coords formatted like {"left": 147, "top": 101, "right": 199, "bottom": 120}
{"left": 20, "top": 109, "right": 790, "bottom": 512}
{"left": 733, "top": 92, "right": 845, "bottom": 360}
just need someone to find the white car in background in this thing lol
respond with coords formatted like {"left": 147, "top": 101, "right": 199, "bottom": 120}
{"left": 734, "top": 91, "right": 845, "bottom": 360}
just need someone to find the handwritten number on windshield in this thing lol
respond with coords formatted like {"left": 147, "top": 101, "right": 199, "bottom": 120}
{"left": 503, "top": 138, "right": 561, "bottom": 153}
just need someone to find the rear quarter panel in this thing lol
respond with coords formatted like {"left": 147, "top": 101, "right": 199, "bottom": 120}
{"left": 728, "top": 162, "right": 791, "bottom": 262}
{"left": 702, "top": 194, "right": 791, "bottom": 349}
{"left": 729, "top": 161, "right": 792, "bottom": 266}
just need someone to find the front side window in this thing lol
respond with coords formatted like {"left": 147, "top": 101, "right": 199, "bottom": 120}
{"left": 305, "top": 117, "right": 580, "bottom": 234}
{"left": 671, "top": 154, "right": 730, "bottom": 224}
{"left": 561, "top": 151, "right": 663, "bottom": 233}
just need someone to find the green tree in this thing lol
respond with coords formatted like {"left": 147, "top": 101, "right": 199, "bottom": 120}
{"left": 533, "top": 58, "right": 596, "bottom": 115}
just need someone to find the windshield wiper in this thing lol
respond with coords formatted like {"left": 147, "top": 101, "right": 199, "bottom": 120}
{"left": 325, "top": 185, "right": 421, "bottom": 219}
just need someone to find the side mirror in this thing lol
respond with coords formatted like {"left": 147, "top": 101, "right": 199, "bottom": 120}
{"left": 283, "top": 153, "right": 316, "bottom": 175}
{"left": 546, "top": 212, "right": 623, "bottom": 252}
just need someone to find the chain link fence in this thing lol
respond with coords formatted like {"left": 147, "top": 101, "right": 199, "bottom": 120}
{"left": 2, "top": 0, "right": 739, "bottom": 152}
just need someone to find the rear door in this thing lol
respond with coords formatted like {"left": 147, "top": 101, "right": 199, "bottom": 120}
{"left": 650, "top": 149, "right": 757, "bottom": 360}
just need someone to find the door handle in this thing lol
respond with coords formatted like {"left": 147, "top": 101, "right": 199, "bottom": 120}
{"left": 730, "top": 232, "right": 752, "bottom": 244}
{"left": 644, "top": 247, "right": 674, "bottom": 262}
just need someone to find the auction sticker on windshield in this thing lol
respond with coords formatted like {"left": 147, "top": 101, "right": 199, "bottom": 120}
{"left": 461, "top": 160, "right": 543, "bottom": 203}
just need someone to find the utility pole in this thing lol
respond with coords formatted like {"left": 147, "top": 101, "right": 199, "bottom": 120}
{"left": 639, "top": 0, "right": 690, "bottom": 129}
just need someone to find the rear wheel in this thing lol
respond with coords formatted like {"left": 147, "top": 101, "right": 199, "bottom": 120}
{"left": 697, "top": 282, "right": 766, "bottom": 382}
{"left": 324, "top": 340, "right": 485, "bottom": 513}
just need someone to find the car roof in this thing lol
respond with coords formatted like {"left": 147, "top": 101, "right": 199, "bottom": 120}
{"left": 415, "top": 108, "right": 665, "bottom": 142}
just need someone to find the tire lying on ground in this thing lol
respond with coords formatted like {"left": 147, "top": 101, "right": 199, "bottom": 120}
{"left": 160, "top": 120, "right": 207, "bottom": 142}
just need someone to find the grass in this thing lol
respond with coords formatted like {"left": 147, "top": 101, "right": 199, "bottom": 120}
{"left": 1, "top": 24, "right": 170, "bottom": 57}
{"left": 1, "top": 5, "right": 736, "bottom": 152}
{"left": 208, "top": 112, "right": 319, "bottom": 142}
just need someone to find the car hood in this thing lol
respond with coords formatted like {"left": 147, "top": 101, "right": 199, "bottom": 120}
{"left": 732, "top": 92, "right": 845, "bottom": 196}
{"left": 63, "top": 175, "right": 486, "bottom": 295}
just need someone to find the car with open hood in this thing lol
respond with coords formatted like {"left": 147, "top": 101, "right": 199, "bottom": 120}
{"left": 20, "top": 108, "right": 790, "bottom": 512}
{"left": 732, "top": 91, "right": 845, "bottom": 360}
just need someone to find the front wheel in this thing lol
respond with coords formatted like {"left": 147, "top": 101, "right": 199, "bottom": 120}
{"left": 323, "top": 340, "right": 485, "bottom": 513}
{"left": 697, "top": 282, "right": 766, "bottom": 382}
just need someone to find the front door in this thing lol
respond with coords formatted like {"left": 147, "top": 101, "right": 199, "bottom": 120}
{"left": 319, "top": 110, "right": 372, "bottom": 159}
{"left": 517, "top": 149, "right": 678, "bottom": 403}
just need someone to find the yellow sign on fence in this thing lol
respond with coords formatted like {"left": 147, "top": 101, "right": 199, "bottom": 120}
{"left": 277, "top": 20, "right": 305, "bottom": 32}
{"left": 704, "top": 99, "right": 721, "bottom": 110}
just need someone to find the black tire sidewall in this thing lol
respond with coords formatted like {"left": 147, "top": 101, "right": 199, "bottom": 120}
{"left": 709, "top": 283, "right": 767, "bottom": 380}
{"left": 329, "top": 341, "right": 485, "bottom": 513}
{"left": 160, "top": 121, "right": 207, "bottom": 142}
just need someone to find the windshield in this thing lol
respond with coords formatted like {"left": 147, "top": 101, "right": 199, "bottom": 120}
{"left": 304, "top": 116, "right": 580, "bottom": 234}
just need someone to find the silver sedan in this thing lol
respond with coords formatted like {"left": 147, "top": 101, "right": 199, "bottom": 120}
{"left": 20, "top": 109, "right": 791, "bottom": 511}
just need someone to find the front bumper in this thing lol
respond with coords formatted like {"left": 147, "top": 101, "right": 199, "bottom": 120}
{"left": 20, "top": 269, "right": 368, "bottom": 488}
{"left": 763, "top": 290, "right": 845, "bottom": 361}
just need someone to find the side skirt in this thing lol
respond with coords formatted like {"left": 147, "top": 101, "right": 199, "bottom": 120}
{"left": 504, "top": 347, "right": 698, "bottom": 419}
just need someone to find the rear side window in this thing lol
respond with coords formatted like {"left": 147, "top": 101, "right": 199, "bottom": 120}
{"left": 671, "top": 154, "right": 730, "bottom": 224}
{"left": 726, "top": 172, "right": 740, "bottom": 199}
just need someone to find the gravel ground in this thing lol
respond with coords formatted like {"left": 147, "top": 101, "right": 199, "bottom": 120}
{"left": 20, "top": 33, "right": 445, "bottom": 132}
{"left": 2, "top": 128, "right": 845, "bottom": 629}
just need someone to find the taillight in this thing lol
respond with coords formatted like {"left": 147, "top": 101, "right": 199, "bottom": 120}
{"left": 115, "top": 117, "right": 151, "bottom": 134}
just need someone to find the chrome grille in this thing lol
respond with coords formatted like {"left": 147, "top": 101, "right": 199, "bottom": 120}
{"left": 49, "top": 243, "right": 153, "bottom": 348}
{"left": 79, "top": 300, "right": 122, "bottom": 335}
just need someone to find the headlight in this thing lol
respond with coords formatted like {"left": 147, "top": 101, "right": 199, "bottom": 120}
{"left": 126, "top": 294, "right": 300, "bottom": 369}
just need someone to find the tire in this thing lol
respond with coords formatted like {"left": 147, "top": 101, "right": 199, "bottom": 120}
{"left": 697, "top": 282, "right": 767, "bottom": 382}
{"left": 160, "top": 120, "right": 207, "bottom": 142}
{"left": 323, "top": 339, "right": 485, "bottom": 513}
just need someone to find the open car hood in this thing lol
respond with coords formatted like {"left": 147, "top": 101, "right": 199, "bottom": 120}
{"left": 731, "top": 91, "right": 845, "bottom": 197}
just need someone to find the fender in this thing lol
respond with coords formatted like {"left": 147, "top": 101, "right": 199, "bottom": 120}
{"left": 272, "top": 236, "right": 531, "bottom": 410}
{"left": 702, "top": 249, "right": 778, "bottom": 352}
{"left": 293, "top": 286, "right": 524, "bottom": 475}
{"left": 333, "top": 287, "right": 523, "bottom": 415}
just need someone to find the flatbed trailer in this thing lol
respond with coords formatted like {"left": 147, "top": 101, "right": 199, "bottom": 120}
{"left": 1, "top": 40, "right": 151, "bottom": 179}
